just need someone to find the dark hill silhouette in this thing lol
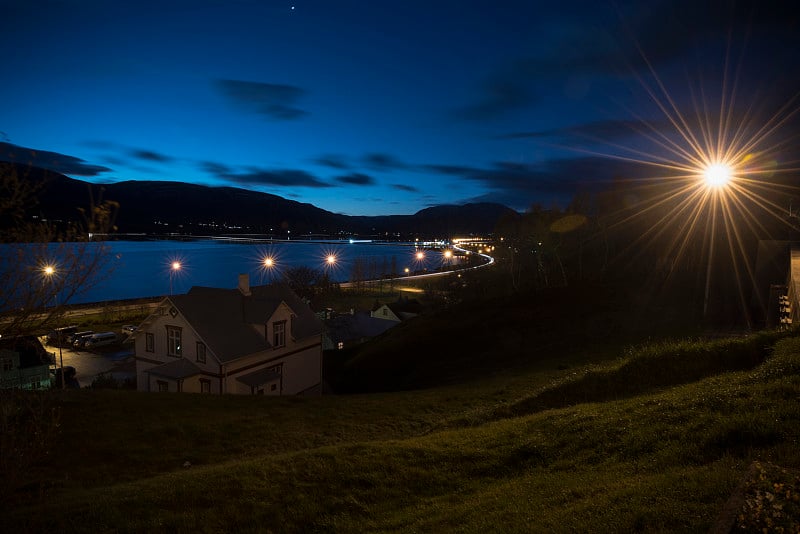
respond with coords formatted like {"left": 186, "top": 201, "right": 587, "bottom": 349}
{"left": 4, "top": 163, "right": 517, "bottom": 237}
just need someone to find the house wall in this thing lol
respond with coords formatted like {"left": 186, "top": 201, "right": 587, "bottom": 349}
{"left": 371, "top": 305, "right": 401, "bottom": 322}
{"left": 787, "top": 247, "right": 800, "bottom": 326}
{"left": 145, "top": 374, "right": 222, "bottom": 394}
{"left": 0, "top": 349, "right": 51, "bottom": 390}
{"left": 135, "top": 300, "right": 322, "bottom": 395}
{"left": 223, "top": 334, "right": 322, "bottom": 395}
{"left": 134, "top": 303, "right": 222, "bottom": 392}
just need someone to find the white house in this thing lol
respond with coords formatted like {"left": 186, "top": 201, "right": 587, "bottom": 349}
{"left": 370, "top": 297, "right": 423, "bottom": 323}
{"left": 134, "top": 274, "right": 324, "bottom": 395}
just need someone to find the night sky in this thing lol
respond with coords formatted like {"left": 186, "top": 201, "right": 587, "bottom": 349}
{"left": 1, "top": 0, "right": 797, "bottom": 216}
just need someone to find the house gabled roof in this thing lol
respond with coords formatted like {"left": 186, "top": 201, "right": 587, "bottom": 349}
{"left": 0, "top": 336, "right": 52, "bottom": 368}
{"left": 166, "top": 283, "right": 324, "bottom": 363}
{"left": 146, "top": 358, "right": 203, "bottom": 380}
{"left": 236, "top": 366, "right": 281, "bottom": 388}
{"left": 372, "top": 297, "right": 423, "bottom": 318}
{"left": 327, "top": 311, "right": 396, "bottom": 343}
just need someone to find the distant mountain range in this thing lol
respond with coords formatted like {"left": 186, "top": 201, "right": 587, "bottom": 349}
{"left": 6, "top": 163, "right": 518, "bottom": 238}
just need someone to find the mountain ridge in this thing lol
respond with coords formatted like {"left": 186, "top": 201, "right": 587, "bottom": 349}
{"left": 5, "top": 163, "right": 519, "bottom": 237}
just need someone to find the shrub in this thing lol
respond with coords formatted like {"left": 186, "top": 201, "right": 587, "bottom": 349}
{"left": 0, "top": 389, "right": 61, "bottom": 500}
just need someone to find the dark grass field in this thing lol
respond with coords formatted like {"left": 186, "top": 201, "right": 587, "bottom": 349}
{"left": 3, "top": 279, "right": 798, "bottom": 532}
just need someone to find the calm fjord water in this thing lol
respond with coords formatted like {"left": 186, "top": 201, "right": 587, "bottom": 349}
{"left": 6, "top": 239, "right": 436, "bottom": 306}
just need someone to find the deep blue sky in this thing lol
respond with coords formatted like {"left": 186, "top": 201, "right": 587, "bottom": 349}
{"left": 1, "top": 0, "right": 797, "bottom": 215}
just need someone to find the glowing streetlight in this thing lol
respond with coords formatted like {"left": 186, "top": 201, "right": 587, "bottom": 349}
{"left": 326, "top": 254, "right": 337, "bottom": 266}
{"left": 443, "top": 249, "right": 453, "bottom": 260}
{"left": 259, "top": 256, "right": 275, "bottom": 284}
{"left": 404, "top": 267, "right": 410, "bottom": 275}
{"left": 41, "top": 264, "right": 64, "bottom": 389}
{"left": 169, "top": 261, "right": 181, "bottom": 295}
{"left": 703, "top": 163, "right": 733, "bottom": 189}
{"left": 416, "top": 251, "right": 425, "bottom": 261}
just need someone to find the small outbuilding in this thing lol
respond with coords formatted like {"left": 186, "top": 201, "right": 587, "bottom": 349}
{"left": 0, "top": 335, "right": 54, "bottom": 390}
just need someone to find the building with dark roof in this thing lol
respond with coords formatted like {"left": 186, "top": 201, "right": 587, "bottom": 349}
{"left": 370, "top": 296, "right": 423, "bottom": 322}
{"left": 0, "top": 335, "right": 54, "bottom": 390}
{"left": 134, "top": 274, "right": 324, "bottom": 395}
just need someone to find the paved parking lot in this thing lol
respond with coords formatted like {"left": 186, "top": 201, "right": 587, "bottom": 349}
{"left": 42, "top": 337, "right": 135, "bottom": 388}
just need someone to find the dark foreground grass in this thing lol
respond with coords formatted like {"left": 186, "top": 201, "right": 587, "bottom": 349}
{"left": 4, "top": 333, "right": 800, "bottom": 532}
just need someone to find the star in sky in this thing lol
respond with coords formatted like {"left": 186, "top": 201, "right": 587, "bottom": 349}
{"left": 0, "top": 0, "right": 797, "bottom": 216}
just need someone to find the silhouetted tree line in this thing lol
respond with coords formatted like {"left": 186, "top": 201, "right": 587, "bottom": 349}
{"left": 490, "top": 177, "right": 800, "bottom": 327}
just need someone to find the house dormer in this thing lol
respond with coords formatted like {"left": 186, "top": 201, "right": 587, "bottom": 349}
{"left": 266, "top": 301, "right": 295, "bottom": 349}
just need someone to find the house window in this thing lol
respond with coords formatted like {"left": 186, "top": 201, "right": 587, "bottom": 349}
{"left": 145, "top": 332, "right": 155, "bottom": 353}
{"left": 1, "top": 357, "right": 12, "bottom": 372}
{"left": 157, "top": 380, "right": 168, "bottom": 392}
{"left": 200, "top": 379, "right": 211, "bottom": 393}
{"left": 270, "top": 383, "right": 277, "bottom": 392}
{"left": 196, "top": 342, "right": 206, "bottom": 363}
{"left": 273, "top": 320, "right": 286, "bottom": 348}
{"left": 166, "top": 326, "right": 182, "bottom": 357}
{"left": 382, "top": 308, "right": 388, "bottom": 316}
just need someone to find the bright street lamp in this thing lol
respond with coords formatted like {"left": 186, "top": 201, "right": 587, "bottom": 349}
{"left": 42, "top": 264, "right": 64, "bottom": 389}
{"left": 700, "top": 162, "right": 733, "bottom": 318}
{"left": 703, "top": 163, "right": 733, "bottom": 189}
{"left": 262, "top": 256, "right": 275, "bottom": 284}
{"left": 169, "top": 261, "right": 181, "bottom": 295}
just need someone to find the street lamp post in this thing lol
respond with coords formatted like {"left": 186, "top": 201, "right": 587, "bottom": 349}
{"left": 701, "top": 162, "right": 732, "bottom": 318}
{"left": 42, "top": 265, "right": 64, "bottom": 389}
{"left": 170, "top": 261, "right": 181, "bottom": 295}
{"left": 263, "top": 256, "right": 274, "bottom": 284}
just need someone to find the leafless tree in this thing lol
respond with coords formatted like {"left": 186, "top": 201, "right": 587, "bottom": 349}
{"left": 0, "top": 163, "right": 119, "bottom": 337}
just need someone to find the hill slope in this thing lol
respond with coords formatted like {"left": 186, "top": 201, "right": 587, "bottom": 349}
{"left": 4, "top": 331, "right": 799, "bottom": 532}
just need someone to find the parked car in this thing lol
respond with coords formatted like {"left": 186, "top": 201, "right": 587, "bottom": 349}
{"left": 84, "top": 332, "right": 118, "bottom": 349}
{"left": 121, "top": 325, "right": 138, "bottom": 335}
{"left": 67, "top": 330, "right": 94, "bottom": 345}
{"left": 71, "top": 331, "right": 96, "bottom": 349}
{"left": 46, "top": 325, "right": 79, "bottom": 346}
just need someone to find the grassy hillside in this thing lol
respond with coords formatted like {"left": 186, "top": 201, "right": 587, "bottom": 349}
{"left": 332, "top": 280, "right": 705, "bottom": 392}
{"left": 4, "top": 329, "right": 799, "bottom": 532}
